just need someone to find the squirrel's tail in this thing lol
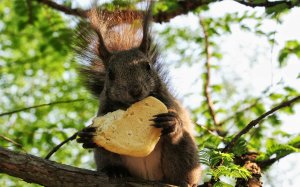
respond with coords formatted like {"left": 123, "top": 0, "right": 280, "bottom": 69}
{"left": 75, "top": 8, "right": 148, "bottom": 97}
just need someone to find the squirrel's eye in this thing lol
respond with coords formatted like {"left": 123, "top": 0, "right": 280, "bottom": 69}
{"left": 108, "top": 69, "right": 115, "bottom": 80}
{"left": 146, "top": 63, "right": 151, "bottom": 71}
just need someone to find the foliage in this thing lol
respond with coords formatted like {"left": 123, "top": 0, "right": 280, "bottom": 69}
{"left": 0, "top": 0, "right": 300, "bottom": 186}
{"left": 0, "top": 1, "right": 96, "bottom": 186}
{"left": 200, "top": 149, "right": 251, "bottom": 185}
{"left": 278, "top": 40, "right": 300, "bottom": 67}
{"left": 256, "top": 137, "right": 300, "bottom": 162}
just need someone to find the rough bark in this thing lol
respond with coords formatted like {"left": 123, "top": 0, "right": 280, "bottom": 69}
{"left": 0, "top": 147, "right": 174, "bottom": 187}
{"left": 235, "top": 153, "right": 263, "bottom": 187}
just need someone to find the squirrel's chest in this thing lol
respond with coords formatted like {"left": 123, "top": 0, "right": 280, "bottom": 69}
{"left": 121, "top": 141, "right": 163, "bottom": 180}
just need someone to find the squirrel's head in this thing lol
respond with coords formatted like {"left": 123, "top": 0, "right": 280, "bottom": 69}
{"left": 90, "top": 3, "right": 160, "bottom": 105}
{"left": 104, "top": 49, "right": 159, "bottom": 105}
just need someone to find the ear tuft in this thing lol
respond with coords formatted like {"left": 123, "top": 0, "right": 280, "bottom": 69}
{"left": 89, "top": 9, "right": 112, "bottom": 64}
{"left": 95, "top": 30, "right": 111, "bottom": 62}
{"left": 139, "top": 2, "right": 153, "bottom": 54}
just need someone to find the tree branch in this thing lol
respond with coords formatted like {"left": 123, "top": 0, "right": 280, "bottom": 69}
{"left": 223, "top": 95, "right": 300, "bottom": 153}
{"left": 196, "top": 123, "right": 224, "bottom": 140}
{"left": 35, "top": 0, "right": 88, "bottom": 18}
{"left": 45, "top": 132, "right": 78, "bottom": 160}
{"left": 0, "top": 147, "right": 174, "bottom": 187}
{"left": 34, "top": 0, "right": 300, "bottom": 23}
{"left": 199, "top": 17, "right": 223, "bottom": 136}
{"left": 235, "top": 0, "right": 296, "bottom": 8}
{"left": 0, "top": 99, "right": 84, "bottom": 117}
{"left": 154, "top": 0, "right": 213, "bottom": 23}
{"left": 35, "top": 0, "right": 213, "bottom": 22}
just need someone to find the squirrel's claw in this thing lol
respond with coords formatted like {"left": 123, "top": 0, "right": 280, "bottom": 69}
{"left": 101, "top": 165, "right": 131, "bottom": 178}
{"left": 77, "top": 126, "right": 97, "bottom": 149}
{"left": 81, "top": 126, "right": 96, "bottom": 132}
{"left": 151, "top": 111, "right": 182, "bottom": 136}
{"left": 82, "top": 142, "right": 98, "bottom": 149}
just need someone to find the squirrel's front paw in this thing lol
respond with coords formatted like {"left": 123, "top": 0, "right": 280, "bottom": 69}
{"left": 77, "top": 127, "right": 98, "bottom": 148}
{"left": 101, "top": 165, "right": 131, "bottom": 178}
{"left": 151, "top": 111, "right": 182, "bottom": 136}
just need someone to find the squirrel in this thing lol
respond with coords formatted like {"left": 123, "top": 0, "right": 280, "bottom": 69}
{"left": 76, "top": 3, "right": 201, "bottom": 187}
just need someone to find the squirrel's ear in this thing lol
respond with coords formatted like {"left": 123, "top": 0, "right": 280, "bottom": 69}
{"left": 139, "top": 1, "right": 153, "bottom": 54}
{"left": 96, "top": 31, "right": 111, "bottom": 63}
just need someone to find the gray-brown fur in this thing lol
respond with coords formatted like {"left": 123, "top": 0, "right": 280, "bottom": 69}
{"left": 76, "top": 4, "right": 201, "bottom": 187}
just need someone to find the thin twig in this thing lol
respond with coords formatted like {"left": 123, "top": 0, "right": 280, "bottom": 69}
{"left": 0, "top": 99, "right": 84, "bottom": 117}
{"left": 199, "top": 17, "right": 221, "bottom": 134}
{"left": 223, "top": 95, "right": 300, "bottom": 153}
{"left": 0, "top": 134, "right": 22, "bottom": 148}
{"left": 45, "top": 132, "right": 78, "bottom": 160}
{"left": 196, "top": 124, "right": 224, "bottom": 140}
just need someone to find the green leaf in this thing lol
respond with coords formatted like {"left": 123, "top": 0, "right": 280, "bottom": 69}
{"left": 211, "top": 84, "right": 223, "bottom": 93}
{"left": 257, "top": 139, "right": 300, "bottom": 161}
{"left": 266, "top": 3, "right": 289, "bottom": 15}
{"left": 284, "top": 86, "right": 298, "bottom": 96}
{"left": 278, "top": 40, "right": 300, "bottom": 66}
{"left": 269, "top": 93, "right": 283, "bottom": 101}
{"left": 272, "top": 130, "right": 291, "bottom": 137}
{"left": 199, "top": 149, "right": 232, "bottom": 167}
{"left": 281, "top": 106, "right": 294, "bottom": 115}
{"left": 288, "top": 135, "right": 300, "bottom": 148}
{"left": 231, "top": 138, "right": 248, "bottom": 156}
{"left": 212, "top": 165, "right": 251, "bottom": 180}
{"left": 268, "top": 114, "right": 281, "bottom": 126}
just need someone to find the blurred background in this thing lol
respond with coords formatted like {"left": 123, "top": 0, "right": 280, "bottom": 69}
{"left": 0, "top": 0, "right": 300, "bottom": 186}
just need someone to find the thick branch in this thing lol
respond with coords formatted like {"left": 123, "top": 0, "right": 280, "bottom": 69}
{"left": 0, "top": 147, "right": 173, "bottom": 187}
{"left": 223, "top": 95, "right": 300, "bottom": 153}
{"left": 0, "top": 99, "right": 84, "bottom": 117}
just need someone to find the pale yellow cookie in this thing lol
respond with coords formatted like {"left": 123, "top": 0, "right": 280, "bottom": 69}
{"left": 91, "top": 96, "right": 167, "bottom": 157}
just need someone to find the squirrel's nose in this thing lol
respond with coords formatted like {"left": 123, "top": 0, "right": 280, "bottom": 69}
{"left": 129, "top": 87, "right": 142, "bottom": 98}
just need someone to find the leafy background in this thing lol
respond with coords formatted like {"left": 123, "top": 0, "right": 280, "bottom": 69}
{"left": 0, "top": 0, "right": 300, "bottom": 186}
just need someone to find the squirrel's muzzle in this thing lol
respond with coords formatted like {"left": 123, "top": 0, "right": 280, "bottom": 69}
{"left": 129, "top": 86, "right": 143, "bottom": 98}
